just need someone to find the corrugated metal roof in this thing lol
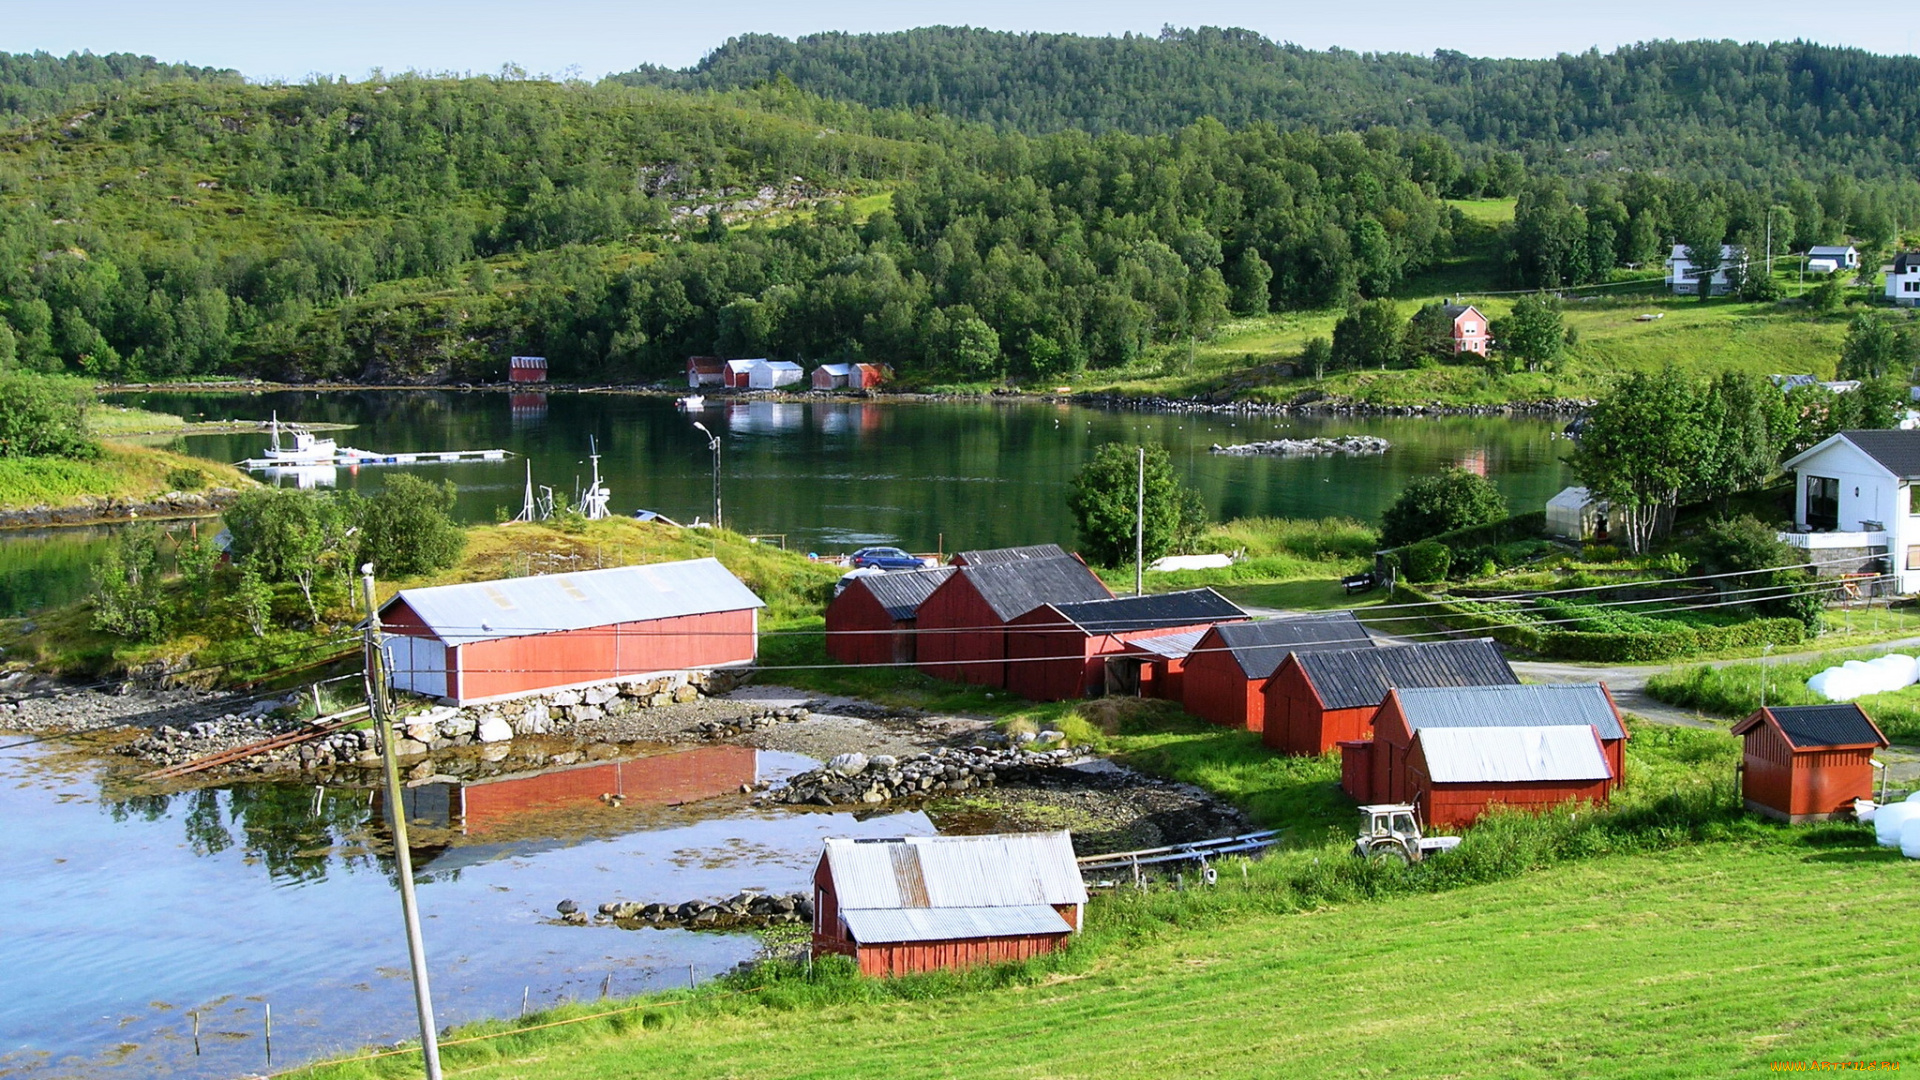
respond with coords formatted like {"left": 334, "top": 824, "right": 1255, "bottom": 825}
{"left": 856, "top": 567, "right": 957, "bottom": 621}
{"left": 1290, "top": 638, "right": 1516, "bottom": 709}
{"left": 841, "top": 904, "right": 1071, "bottom": 944}
{"left": 1047, "top": 589, "right": 1246, "bottom": 635}
{"left": 1215, "top": 613, "right": 1375, "bottom": 679}
{"left": 815, "top": 363, "right": 854, "bottom": 377}
{"left": 1417, "top": 724, "right": 1612, "bottom": 783}
{"left": 1394, "top": 682, "right": 1626, "bottom": 740}
{"left": 758, "top": 360, "right": 803, "bottom": 372}
{"left": 382, "top": 558, "right": 765, "bottom": 647}
{"left": 954, "top": 544, "right": 1071, "bottom": 566}
{"left": 823, "top": 832, "right": 1087, "bottom": 910}
{"left": 961, "top": 559, "right": 1112, "bottom": 621}
{"left": 1121, "top": 627, "right": 1209, "bottom": 660}
{"left": 1739, "top": 704, "right": 1890, "bottom": 749}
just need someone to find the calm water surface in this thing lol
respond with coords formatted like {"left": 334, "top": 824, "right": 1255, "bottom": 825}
{"left": 0, "top": 738, "right": 930, "bottom": 1079}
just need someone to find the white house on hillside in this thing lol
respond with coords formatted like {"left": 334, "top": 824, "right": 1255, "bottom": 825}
{"left": 1807, "top": 245, "right": 1860, "bottom": 274}
{"left": 1666, "top": 244, "right": 1747, "bottom": 295}
{"left": 1887, "top": 253, "right": 1920, "bottom": 306}
{"left": 1780, "top": 430, "right": 1920, "bottom": 593}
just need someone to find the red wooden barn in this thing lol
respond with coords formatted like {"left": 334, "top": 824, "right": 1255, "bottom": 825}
{"left": 1179, "top": 613, "right": 1374, "bottom": 732}
{"left": 687, "top": 356, "right": 726, "bottom": 387}
{"left": 915, "top": 557, "right": 1112, "bottom": 687}
{"left": 1003, "top": 589, "right": 1249, "bottom": 701}
{"left": 812, "top": 831, "right": 1087, "bottom": 977}
{"left": 378, "top": 558, "right": 765, "bottom": 706}
{"left": 508, "top": 355, "right": 548, "bottom": 383}
{"left": 949, "top": 543, "right": 1074, "bottom": 567}
{"left": 1408, "top": 724, "right": 1614, "bottom": 827}
{"left": 1732, "top": 704, "right": 1889, "bottom": 822}
{"left": 1263, "top": 638, "right": 1515, "bottom": 756}
{"left": 824, "top": 567, "right": 956, "bottom": 666}
{"left": 1349, "top": 682, "right": 1628, "bottom": 808}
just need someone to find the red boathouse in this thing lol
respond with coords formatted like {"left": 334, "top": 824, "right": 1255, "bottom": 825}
{"left": 1263, "top": 637, "right": 1515, "bottom": 755}
{"left": 1003, "top": 589, "right": 1248, "bottom": 701}
{"left": 824, "top": 567, "right": 956, "bottom": 667}
{"left": 1179, "top": 613, "right": 1374, "bottom": 731}
{"left": 915, "top": 556, "right": 1112, "bottom": 687}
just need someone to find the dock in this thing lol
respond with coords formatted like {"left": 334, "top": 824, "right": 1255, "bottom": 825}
{"left": 239, "top": 447, "right": 511, "bottom": 470}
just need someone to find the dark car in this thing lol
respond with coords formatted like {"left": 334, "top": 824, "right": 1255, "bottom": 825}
{"left": 849, "top": 546, "right": 926, "bottom": 570}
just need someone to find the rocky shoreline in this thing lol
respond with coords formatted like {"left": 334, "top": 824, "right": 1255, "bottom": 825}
{"left": 0, "top": 487, "right": 244, "bottom": 530}
{"left": 1209, "top": 435, "right": 1391, "bottom": 456}
{"left": 555, "top": 892, "right": 816, "bottom": 931}
{"left": 767, "top": 741, "right": 1076, "bottom": 807}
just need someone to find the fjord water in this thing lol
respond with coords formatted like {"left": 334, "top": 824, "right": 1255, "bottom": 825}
{"left": 0, "top": 740, "right": 927, "bottom": 1079}
{"left": 112, "top": 390, "right": 1573, "bottom": 554}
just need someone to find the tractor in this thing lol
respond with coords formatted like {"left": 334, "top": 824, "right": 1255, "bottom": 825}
{"left": 1352, "top": 804, "right": 1462, "bottom": 864}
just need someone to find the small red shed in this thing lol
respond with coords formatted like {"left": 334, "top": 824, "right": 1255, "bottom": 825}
{"left": 811, "top": 363, "right": 854, "bottom": 390}
{"left": 378, "top": 558, "right": 765, "bottom": 705}
{"left": 915, "top": 557, "right": 1112, "bottom": 687}
{"left": 508, "top": 355, "right": 548, "bottom": 383}
{"left": 687, "top": 356, "right": 726, "bottom": 387}
{"left": 824, "top": 567, "right": 956, "bottom": 667}
{"left": 1263, "top": 638, "right": 1515, "bottom": 756}
{"left": 1003, "top": 589, "right": 1249, "bottom": 701}
{"left": 812, "top": 831, "right": 1087, "bottom": 977}
{"left": 1731, "top": 704, "right": 1889, "bottom": 823}
{"left": 1179, "top": 613, "right": 1374, "bottom": 732}
{"left": 851, "top": 363, "right": 890, "bottom": 389}
{"left": 1353, "top": 682, "right": 1628, "bottom": 806}
{"left": 1408, "top": 724, "right": 1614, "bottom": 827}
{"left": 722, "top": 358, "right": 762, "bottom": 389}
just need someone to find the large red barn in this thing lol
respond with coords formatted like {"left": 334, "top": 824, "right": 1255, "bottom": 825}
{"left": 378, "top": 558, "right": 764, "bottom": 706}
{"left": 812, "top": 832, "right": 1086, "bottom": 977}
{"left": 1732, "top": 704, "right": 1888, "bottom": 822}
{"left": 1179, "top": 613, "right": 1374, "bottom": 731}
{"left": 1263, "top": 638, "right": 1515, "bottom": 755}
{"left": 915, "top": 557, "right": 1112, "bottom": 687}
{"left": 1350, "top": 683, "right": 1628, "bottom": 807}
{"left": 824, "top": 567, "right": 956, "bottom": 667}
{"left": 1407, "top": 724, "right": 1614, "bottom": 827}
{"left": 1003, "top": 589, "right": 1248, "bottom": 701}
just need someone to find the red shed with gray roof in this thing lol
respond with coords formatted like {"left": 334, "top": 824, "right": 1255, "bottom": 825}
{"left": 1408, "top": 724, "right": 1614, "bottom": 826}
{"left": 915, "top": 557, "right": 1113, "bottom": 687}
{"left": 1179, "top": 613, "right": 1375, "bottom": 732}
{"left": 1003, "top": 589, "right": 1249, "bottom": 701}
{"left": 1733, "top": 704, "right": 1888, "bottom": 822}
{"left": 812, "top": 832, "right": 1087, "bottom": 977}
{"left": 824, "top": 567, "right": 956, "bottom": 667}
{"left": 1263, "top": 638, "right": 1516, "bottom": 755}
{"left": 377, "top": 558, "right": 764, "bottom": 705}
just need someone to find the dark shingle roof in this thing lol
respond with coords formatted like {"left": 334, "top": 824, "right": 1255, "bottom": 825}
{"left": 858, "top": 567, "right": 957, "bottom": 621}
{"left": 1839, "top": 430, "right": 1920, "bottom": 479}
{"left": 1213, "top": 613, "right": 1375, "bottom": 680}
{"left": 953, "top": 544, "right": 1071, "bottom": 566}
{"left": 1393, "top": 682, "right": 1626, "bottom": 740}
{"left": 1047, "top": 589, "right": 1247, "bottom": 635}
{"left": 1893, "top": 252, "right": 1920, "bottom": 275}
{"left": 962, "top": 559, "right": 1112, "bottom": 621}
{"left": 1290, "top": 639, "right": 1518, "bottom": 711}
{"left": 1441, "top": 303, "right": 1475, "bottom": 320}
{"left": 1740, "top": 704, "right": 1889, "bottom": 749}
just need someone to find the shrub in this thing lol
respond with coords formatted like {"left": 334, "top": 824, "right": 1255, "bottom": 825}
{"left": 357, "top": 475, "right": 467, "bottom": 577}
{"left": 165, "top": 466, "right": 207, "bottom": 491}
{"left": 1404, "top": 540, "right": 1451, "bottom": 582}
{"left": 90, "top": 526, "right": 167, "bottom": 640}
{"left": 0, "top": 373, "right": 97, "bottom": 459}
{"left": 1380, "top": 471, "right": 1512, "bottom": 547}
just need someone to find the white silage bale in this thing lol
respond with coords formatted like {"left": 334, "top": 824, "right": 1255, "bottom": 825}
{"left": 1901, "top": 817, "right": 1920, "bottom": 859}
{"left": 1806, "top": 669, "right": 1839, "bottom": 700}
{"left": 1875, "top": 800, "right": 1920, "bottom": 847}
{"left": 1907, "top": 790, "right": 1920, "bottom": 803}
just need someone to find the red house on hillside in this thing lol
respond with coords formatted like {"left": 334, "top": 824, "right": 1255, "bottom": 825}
{"left": 915, "top": 557, "right": 1112, "bottom": 687}
{"left": 1443, "top": 303, "right": 1490, "bottom": 356}
{"left": 1179, "top": 613, "right": 1375, "bottom": 731}
{"left": 824, "top": 567, "right": 956, "bottom": 667}
{"left": 378, "top": 558, "right": 764, "bottom": 706}
{"left": 1003, "top": 589, "right": 1248, "bottom": 701}
{"left": 1732, "top": 704, "right": 1889, "bottom": 823}
{"left": 1263, "top": 638, "right": 1515, "bottom": 756}
{"left": 1348, "top": 682, "right": 1628, "bottom": 809}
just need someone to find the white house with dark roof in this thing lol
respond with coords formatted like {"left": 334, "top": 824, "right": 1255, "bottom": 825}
{"left": 1807, "top": 245, "right": 1860, "bottom": 274}
{"left": 1887, "top": 253, "right": 1920, "bottom": 306}
{"left": 1666, "top": 244, "right": 1747, "bottom": 295}
{"left": 1780, "top": 429, "right": 1920, "bottom": 592}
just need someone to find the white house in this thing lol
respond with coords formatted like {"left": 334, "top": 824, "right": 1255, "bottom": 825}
{"left": 1780, "top": 430, "right": 1920, "bottom": 592}
{"left": 1666, "top": 244, "right": 1747, "bottom": 295}
{"left": 747, "top": 359, "right": 804, "bottom": 389}
{"left": 1887, "top": 253, "right": 1920, "bottom": 306}
{"left": 1807, "top": 245, "right": 1860, "bottom": 274}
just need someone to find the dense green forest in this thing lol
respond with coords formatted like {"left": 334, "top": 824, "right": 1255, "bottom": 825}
{"left": 2, "top": 38, "right": 1920, "bottom": 385}
{"left": 618, "top": 28, "right": 1920, "bottom": 185}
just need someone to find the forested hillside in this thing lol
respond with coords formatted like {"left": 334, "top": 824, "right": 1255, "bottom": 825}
{"left": 0, "top": 50, "right": 237, "bottom": 126}
{"left": 616, "top": 28, "right": 1920, "bottom": 185}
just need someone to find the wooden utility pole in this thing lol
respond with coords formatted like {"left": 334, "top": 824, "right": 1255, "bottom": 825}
{"left": 362, "top": 565, "right": 444, "bottom": 1080}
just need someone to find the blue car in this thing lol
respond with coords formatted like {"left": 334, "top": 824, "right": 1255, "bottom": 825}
{"left": 850, "top": 546, "right": 926, "bottom": 570}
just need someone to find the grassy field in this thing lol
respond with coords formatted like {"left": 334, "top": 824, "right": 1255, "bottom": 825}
{"left": 0, "top": 441, "right": 249, "bottom": 511}
{"left": 1647, "top": 644, "right": 1920, "bottom": 741}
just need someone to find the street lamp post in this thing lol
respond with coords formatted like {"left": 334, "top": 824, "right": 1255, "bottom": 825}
{"left": 692, "top": 422, "right": 721, "bottom": 530}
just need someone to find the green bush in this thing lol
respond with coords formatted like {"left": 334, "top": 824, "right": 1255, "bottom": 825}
{"left": 1380, "top": 468, "right": 1509, "bottom": 548}
{"left": 0, "top": 373, "right": 98, "bottom": 460}
{"left": 1404, "top": 540, "right": 1451, "bottom": 582}
{"left": 357, "top": 475, "right": 467, "bottom": 577}
{"left": 164, "top": 465, "right": 207, "bottom": 491}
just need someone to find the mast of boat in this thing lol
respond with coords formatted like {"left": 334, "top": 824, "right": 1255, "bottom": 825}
{"left": 270, "top": 411, "right": 282, "bottom": 453}
{"left": 514, "top": 460, "right": 537, "bottom": 523}
{"left": 583, "top": 436, "right": 609, "bottom": 520}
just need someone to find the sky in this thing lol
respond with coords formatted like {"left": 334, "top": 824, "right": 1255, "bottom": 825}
{"left": 2, "top": 0, "right": 1910, "bottom": 81}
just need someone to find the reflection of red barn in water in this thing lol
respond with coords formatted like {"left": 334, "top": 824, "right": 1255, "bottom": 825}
{"left": 510, "top": 393, "right": 548, "bottom": 424}
{"left": 393, "top": 745, "right": 759, "bottom": 833}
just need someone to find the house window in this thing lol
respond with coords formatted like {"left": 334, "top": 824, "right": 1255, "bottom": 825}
{"left": 1908, "top": 546, "right": 1920, "bottom": 571}
{"left": 1906, "top": 280, "right": 1919, "bottom": 294}
{"left": 1807, "top": 476, "right": 1840, "bottom": 531}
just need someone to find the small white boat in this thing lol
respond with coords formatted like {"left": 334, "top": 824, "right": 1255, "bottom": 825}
{"left": 677, "top": 394, "right": 705, "bottom": 411}
{"left": 259, "top": 412, "right": 337, "bottom": 464}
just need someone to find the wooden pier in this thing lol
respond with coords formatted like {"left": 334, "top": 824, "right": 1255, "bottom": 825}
{"left": 239, "top": 447, "right": 511, "bottom": 470}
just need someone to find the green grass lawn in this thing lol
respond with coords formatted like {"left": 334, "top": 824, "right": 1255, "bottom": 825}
{"left": 302, "top": 838, "right": 1920, "bottom": 1079}
{"left": 1647, "top": 643, "right": 1920, "bottom": 741}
